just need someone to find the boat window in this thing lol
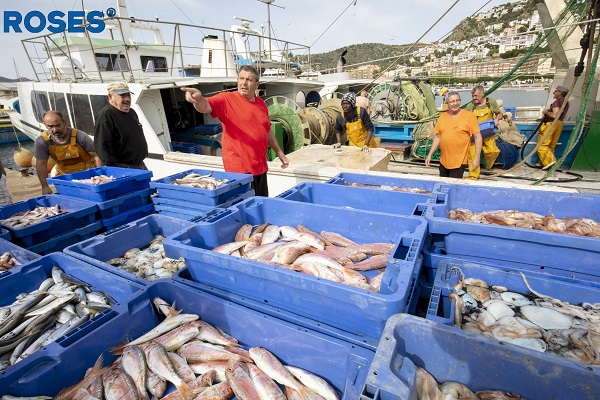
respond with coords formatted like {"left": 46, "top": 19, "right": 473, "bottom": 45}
{"left": 48, "top": 92, "right": 70, "bottom": 125}
{"left": 95, "top": 53, "right": 130, "bottom": 72}
{"left": 68, "top": 94, "right": 95, "bottom": 135}
{"left": 31, "top": 91, "right": 50, "bottom": 123}
{"left": 140, "top": 56, "right": 168, "bottom": 72}
{"left": 90, "top": 95, "right": 109, "bottom": 120}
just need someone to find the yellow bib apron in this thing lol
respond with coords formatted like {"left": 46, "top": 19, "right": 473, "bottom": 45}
{"left": 344, "top": 107, "right": 377, "bottom": 148}
{"left": 467, "top": 105, "right": 500, "bottom": 180}
{"left": 42, "top": 129, "right": 95, "bottom": 175}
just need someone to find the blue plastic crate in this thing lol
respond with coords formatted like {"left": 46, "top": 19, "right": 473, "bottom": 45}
{"left": 26, "top": 221, "right": 102, "bottom": 255}
{"left": 194, "top": 123, "right": 222, "bottom": 134}
{"left": 425, "top": 184, "right": 600, "bottom": 274}
{"left": 277, "top": 182, "right": 430, "bottom": 216}
{"left": 0, "top": 227, "right": 10, "bottom": 241}
{"left": 427, "top": 259, "right": 600, "bottom": 329}
{"left": 422, "top": 233, "right": 600, "bottom": 282}
{"left": 153, "top": 203, "right": 213, "bottom": 221}
{"left": 64, "top": 214, "right": 197, "bottom": 282}
{"left": 326, "top": 171, "right": 439, "bottom": 193}
{"left": 504, "top": 106, "right": 517, "bottom": 118}
{"left": 0, "top": 195, "right": 97, "bottom": 247}
{"left": 359, "top": 314, "right": 600, "bottom": 400}
{"left": 152, "top": 189, "right": 254, "bottom": 212}
{"left": 165, "top": 197, "right": 427, "bottom": 345}
{"left": 150, "top": 168, "right": 253, "bottom": 206}
{"left": 172, "top": 142, "right": 202, "bottom": 154}
{"left": 100, "top": 203, "right": 155, "bottom": 232}
{"left": 0, "top": 253, "right": 146, "bottom": 388}
{"left": 47, "top": 166, "right": 152, "bottom": 201}
{"left": 95, "top": 187, "right": 155, "bottom": 219}
{"left": 478, "top": 119, "right": 497, "bottom": 138}
{"left": 0, "top": 237, "right": 40, "bottom": 277}
{"left": 2, "top": 280, "right": 374, "bottom": 397}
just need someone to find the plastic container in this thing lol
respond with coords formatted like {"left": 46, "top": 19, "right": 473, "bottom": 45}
{"left": 47, "top": 166, "right": 152, "bottom": 201}
{"left": 0, "top": 237, "right": 40, "bottom": 277}
{"left": 0, "top": 227, "right": 10, "bottom": 241}
{"left": 150, "top": 168, "right": 253, "bottom": 206}
{"left": 427, "top": 259, "right": 600, "bottom": 330}
{"left": 0, "top": 195, "right": 97, "bottom": 247}
{"left": 1, "top": 280, "right": 374, "bottom": 398}
{"left": 425, "top": 184, "right": 600, "bottom": 274}
{"left": 153, "top": 203, "right": 214, "bottom": 221}
{"left": 64, "top": 214, "right": 198, "bottom": 281}
{"left": 26, "top": 221, "right": 102, "bottom": 255}
{"left": 0, "top": 253, "right": 146, "bottom": 388}
{"left": 172, "top": 142, "right": 202, "bottom": 154}
{"left": 95, "top": 187, "right": 155, "bottom": 219}
{"left": 326, "top": 171, "right": 439, "bottom": 193}
{"left": 100, "top": 203, "right": 155, "bottom": 232}
{"left": 165, "top": 197, "right": 427, "bottom": 345}
{"left": 277, "top": 182, "right": 430, "bottom": 216}
{"left": 359, "top": 314, "right": 600, "bottom": 400}
{"left": 478, "top": 119, "right": 497, "bottom": 139}
{"left": 152, "top": 189, "right": 254, "bottom": 211}
{"left": 422, "top": 233, "right": 600, "bottom": 282}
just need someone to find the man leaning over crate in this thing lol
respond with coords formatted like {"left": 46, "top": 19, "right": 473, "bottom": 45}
{"left": 464, "top": 85, "right": 502, "bottom": 179}
{"left": 34, "top": 110, "right": 102, "bottom": 195}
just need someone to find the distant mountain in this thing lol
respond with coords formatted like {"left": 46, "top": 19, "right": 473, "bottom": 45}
{"left": 0, "top": 76, "right": 31, "bottom": 83}
{"left": 300, "top": 0, "right": 537, "bottom": 73}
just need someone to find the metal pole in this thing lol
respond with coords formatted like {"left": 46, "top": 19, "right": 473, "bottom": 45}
{"left": 267, "top": 2, "right": 272, "bottom": 60}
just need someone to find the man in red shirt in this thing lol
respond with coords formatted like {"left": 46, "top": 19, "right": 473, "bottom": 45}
{"left": 182, "top": 66, "right": 288, "bottom": 196}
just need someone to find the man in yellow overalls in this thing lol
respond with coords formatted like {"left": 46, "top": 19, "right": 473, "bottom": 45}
{"left": 333, "top": 92, "right": 377, "bottom": 152}
{"left": 464, "top": 86, "right": 502, "bottom": 180}
{"left": 538, "top": 84, "right": 570, "bottom": 169}
{"left": 34, "top": 110, "right": 102, "bottom": 194}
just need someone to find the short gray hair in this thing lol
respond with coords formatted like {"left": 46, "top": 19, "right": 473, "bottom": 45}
{"left": 472, "top": 85, "right": 485, "bottom": 95}
{"left": 446, "top": 91, "right": 461, "bottom": 102}
{"left": 238, "top": 65, "right": 259, "bottom": 81}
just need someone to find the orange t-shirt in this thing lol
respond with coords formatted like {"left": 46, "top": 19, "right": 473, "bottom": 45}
{"left": 434, "top": 109, "right": 479, "bottom": 169}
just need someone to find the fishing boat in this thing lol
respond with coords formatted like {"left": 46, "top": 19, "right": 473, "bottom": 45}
{"left": 7, "top": 0, "right": 600, "bottom": 195}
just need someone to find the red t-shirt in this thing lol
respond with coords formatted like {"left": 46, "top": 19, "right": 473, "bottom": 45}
{"left": 208, "top": 91, "right": 272, "bottom": 175}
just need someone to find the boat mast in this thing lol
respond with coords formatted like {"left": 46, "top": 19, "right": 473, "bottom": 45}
{"left": 535, "top": 0, "right": 598, "bottom": 116}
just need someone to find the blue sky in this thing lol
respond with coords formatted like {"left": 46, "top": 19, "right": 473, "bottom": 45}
{"left": 0, "top": 0, "right": 510, "bottom": 79}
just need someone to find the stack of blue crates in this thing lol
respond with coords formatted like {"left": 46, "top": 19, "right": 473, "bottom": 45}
{"left": 150, "top": 168, "right": 254, "bottom": 221}
{"left": 47, "top": 166, "right": 156, "bottom": 233}
{"left": 0, "top": 194, "right": 99, "bottom": 255}
{"left": 194, "top": 123, "right": 222, "bottom": 135}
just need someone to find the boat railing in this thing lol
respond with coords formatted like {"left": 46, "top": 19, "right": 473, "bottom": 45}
{"left": 20, "top": 15, "right": 312, "bottom": 83}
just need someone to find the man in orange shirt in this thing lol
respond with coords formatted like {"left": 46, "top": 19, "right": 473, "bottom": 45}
{"left": 425, "top": 91, "right": 482, "bottom": 178}
{"left": 182, "top": 65, "right": 288, "bottom": 197}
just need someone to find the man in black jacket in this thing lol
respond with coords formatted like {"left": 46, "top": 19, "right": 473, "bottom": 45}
{"left": 94, "top": 82, "right": 149, "bottom": 169}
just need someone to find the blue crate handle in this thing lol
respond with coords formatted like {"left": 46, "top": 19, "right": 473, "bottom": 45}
{"left": 191, "top": 208, "right": 231, "bottom": 223}
{"left": 277, "top": 188, "right": 296, "bottom": 198}
{"left": 102, "top": 224, "right": 131, "bottom": 236}
{"left": 56, "top": 309, "right": 119, "bottom": 348}
{"left": 325, "top": 177, "right": 343, "bottom": 184}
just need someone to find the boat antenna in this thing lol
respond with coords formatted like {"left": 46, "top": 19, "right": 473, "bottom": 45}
{"left": 257, "top": 0, "right": 284, "bottom": 60}
{"left": 10, "top": 58, "right": 23, "bottom": 149}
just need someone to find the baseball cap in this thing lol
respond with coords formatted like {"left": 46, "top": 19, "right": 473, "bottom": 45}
{"left": 555, "top": 85, "right": 568, "bottom": 94}
{"left": 107, "top": 82, "right": 134, "bottom": 95}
